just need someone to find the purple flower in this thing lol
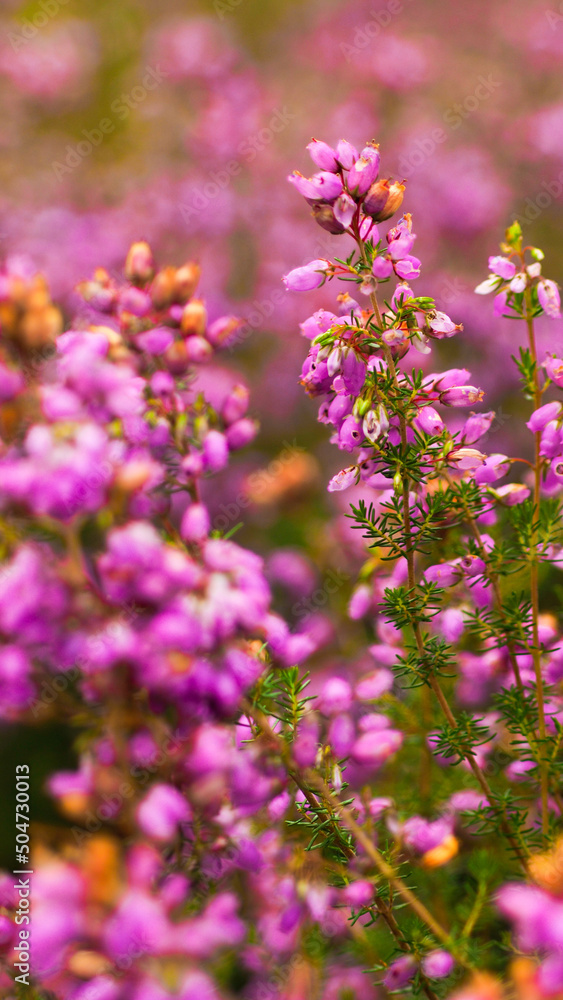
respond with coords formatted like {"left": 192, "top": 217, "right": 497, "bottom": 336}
{"left": 440, "top": 385, "right": 484, "bottom": 406}
{"left": 283, "top": 259, "right": 331, "bottom": 291}
{"left": 347, "top": 144, "right": 380, "bottom": 196}
{"left": 136, "top": 783, "right": 191, "bottom": 841}
{"left": 422, "top": 950, "right": 454, "bottom": 979}
{"left": 350, "top": 727, "right": 403, "bottom": 766}
{"left": 538, "top": 278, "right": 561, "bottom": 318}
{"left": 488, "top": 255, "right": 516, "bottom": 279}
{"left": 288, "top": 170, "right": 343, "bottom": 203}
{"left": 306, "top": 139, "right": 339, "bottom": 172}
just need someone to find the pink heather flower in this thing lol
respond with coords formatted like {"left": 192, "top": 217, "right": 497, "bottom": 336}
{"left": 394, "top": 255, "right": 421, "bottom": 280}
{"left": 355, "top": 669, "right": 394, "bottom": 700}
{"left": 372, "top": 255, "right": 393, "bottom": 279}
{"left": 283, "top": 259, "right": 331, "bottom": 291}
{"left": 347, "top": 145, "right": 380, "bottom": 196}
{"left": 203, "top": 429, "right": 229, "bottom": 470}
{"left": 474, "top": 453, "right": 510, "bottom": 485}
{"left": 440, "top": 385, "right": 484, "bottom": 406}
{"left": 493, "top": 289, "right": 509, "bottom": 317}
{"left": 422, "top": 950, "right": 454, "bottom": 979}
{"left": 327, "top": 466, "right": 359, "bottom": 493}
{"left": 462, "top": 410, "right": 495, "bottom": 443}
{"left": 491, "top": 483, "right": 531, "bottom": 505}
{"left": 221, "top": 384, "right": 249, "bottom": 424}
{"left": 306, "top": 139, "right": 339, "bottom": 172}
{"left": 180, "top": 503, "right": 210, "bottom": 542}
{"left": 413, "top": 406, "right": 444, "bottom": 436}
{"left": 225, "top": 417, "right": 258, "bottom": 449}
{"left": 551, "top": 455, "right": 563, "bottom": 482}
{"left": 335, "top": 139, "right": 359, "bottom": 169}
{"left": 474, "top": 275, "right": 501, "bottom": 294}
{"left": 350, "top": 727, "right": 403, "bottom": 766}
{"left": 424, "top": 563, "right": 463, "bottom": 587}
{"left": 348, "top": 583, "right": 372, "bottom": 619}
{"left": 427, "top": 311, "right": 461, "bottom": 337}
{"left": 488, "top": 255, "right": 516, "bottom": 280}
{"left": 543, "top": 353, "right": 563, "bottom": 386}
{"left": 318, "top": 677, "right": 353, "bottom": 715}
{"left": 510, "top": 272, "right": 527, "bottom": 293}
{"left": 383, "top": 955, "right": 417, "bottom": 990}
{"left": 526, "top": 400, "right": 561, "bottom": 433}
{"left": 538, "top": 278, "right": 561, "bottom": 318}
{"left": 288, "top": 170, "right": 343, "bottom": 203}
{"left": 136, "top": 784, "right": 191, "bottom": 842}
{"left": 333, "top": 192, "right": 356, "bottom": 228}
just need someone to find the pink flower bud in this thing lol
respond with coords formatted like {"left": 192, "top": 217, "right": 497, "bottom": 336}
{"left": 306, "top": 139, "right": 339, "bottom": 172}
{"left": 222, "top": 384, "right": 249, "bottom": 424}
{"left": 347, "top": 144, "right": 380, "bottom": 197}
{"left": 488, "top": 255, "right": 516, "bottom": 280}
{"left": 203, "top": 430, "right": 229, "bottom": 471}
{"left": 225, "top": 418, "right": 258, "bottom": 450}
{"left": 136, "top": 783, "right": 191, "bottom": 841}
{"left": 327, "top": 466, "right": 359, "bottom": 492}
{"left": 462, "top": 410, "right": 495, "bottom": 443}
{"left": 491, "top": 483, "right": 531, "bottom": 505}
{"left": 414, "top": 406, "right": 444, "bottom": 436}
{"left": 543, "top": 353, "right": 563, "bottom": 387}
{"left": 526, "top": 400, "right": 561, "bottom": 432}
{"left": 440, "top": 385, "right": 484, "bottom": 406}
{"left": 538, "top": 278, "right": 561, "bottom": 318}
{"left": 422, "top": 950, "right": 454, "bottom": 979}
{"left": 288, "top": 170, "right": 343, "bottom": 203}
{"left": 283, "top": 259, "right": 330, "bottom": 291}
{"left": 336, "top": 139, "right": 358, "bottom": 169}
{"left": 180, "top": 503, "right": 210, "bottom": 542}
{"left": 424, "top": 563, "right": 462, "bottom": 587}
{"left": 350, "top": 727, "right": 403, "bottom": 766}
{"left": 318, "top": 677, "right": 353, "bottom": 715}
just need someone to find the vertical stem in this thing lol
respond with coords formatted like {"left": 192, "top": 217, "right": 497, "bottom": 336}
{"left": 523, "top": 286, "right": 549, "bottom": 837}
{"left": 352, "top": 228, "right": 529, "bottom": 867}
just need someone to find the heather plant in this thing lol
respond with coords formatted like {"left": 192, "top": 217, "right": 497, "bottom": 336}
{"left": 2, "top": 138, "right": 563, "bottom": 1000}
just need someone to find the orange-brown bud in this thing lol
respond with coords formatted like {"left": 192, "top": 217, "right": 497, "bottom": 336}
{"left": 173, "top": 262, "right": 201, "bottom": 303}
{"left": 124, "top": 241, "right": 154, "bottom": 284}
{"left": 150, "top": 266, "right": 177, "bottom": 309}
{"left": 363, "top": 179, "right": 406, "bottom": 222}
{"left": 180, "top": 298, "right": 207, "bottom": 337}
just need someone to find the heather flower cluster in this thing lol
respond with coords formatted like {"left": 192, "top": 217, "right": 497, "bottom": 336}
{"left": 2, "top": 134, "right": 563, "bottom": 1000}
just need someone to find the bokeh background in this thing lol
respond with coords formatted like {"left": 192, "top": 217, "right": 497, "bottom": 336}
{"left": 2, "top": 0, "right": 563, "bottom": 860}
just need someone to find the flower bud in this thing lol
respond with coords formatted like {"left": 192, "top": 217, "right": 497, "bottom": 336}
{"left": 347, "top": 144, "right": 380, "bottom": 197}
{"left": 363, "top": 179, "right": 405, "bottom": 222}
{"left": 311, "top": 203, "right": 346, "bottom": 234}
{"left": 181, "top": 299, "right": 207, "bottom": 337}
{"left": 283, "top": 260, "right": 330, "bottom": 291}
{"left": 222, "top": 384, "right": 249, "bottom": 424}
{"left": 306, "top": 138, "right": 339, "bottom": 172}
{"left": 173, "top": 263, "right": 201, "bottom": 303}
{"left": 180, "top": 503, "right": 210, "bottom": 542}
{"left": 335, "top": 139, "right": 358, "bottom": 169}
{"left": 124, "top": 241, "right": 155, "bottom": 284}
